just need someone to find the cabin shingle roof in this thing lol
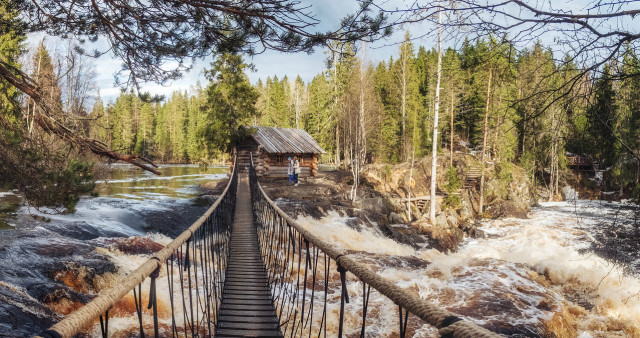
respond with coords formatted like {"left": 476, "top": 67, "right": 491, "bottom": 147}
{"left": 250, "top": 126, "right": 325, "bottom": 154}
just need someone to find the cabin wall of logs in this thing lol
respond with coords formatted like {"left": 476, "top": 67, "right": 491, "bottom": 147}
{"left": 235, "top": 126, "right": 325, "bottom": 177}
{"left": 254, "top": 152, "right": 319, "bottom": 177}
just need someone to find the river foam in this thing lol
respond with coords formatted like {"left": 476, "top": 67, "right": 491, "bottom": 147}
{"left": 296, "top": 201, "right": 640, "bottom": 336}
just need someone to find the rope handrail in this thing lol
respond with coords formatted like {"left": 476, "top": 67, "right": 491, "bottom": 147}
{"left": 249, "top": 159, "right": 498, "bottom": 337}
{"left": 39, "top": 158, "right": 239, "bottom": 338}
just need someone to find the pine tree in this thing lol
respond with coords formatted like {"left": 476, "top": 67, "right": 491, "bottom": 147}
{"left": 394, "top": 32, "right": 422, "bottom": 160}
{"left": 185, "top": 84, "right": 208, "bottom": 162}
{"left": 203, "top": 53, "right": 259, "bottom": 152}
{"left": 0, "top": 2, "right": 24, "bottom": 121}
{"left": 89, "top": 94, "right": 111, "bottom": 148}
{"left": 27, "top": 42, "right": 63, "bottom": 132}
{"left": 134, "top": 101, "right": 155, "bottom": 156}
{"left": 416, "top": 47, "right": 439, "bottom": 152}
{"left": 610, "top": 46, "right": 640, "bottom": 190}
{"left": 268, "top": 76, "right": 289, "bottom": 127}
{"left": 168, "top": 91, "right": 188, "bottom": 161}
{"left": 441, "top": 48, "right": 463, "bottom": 166}
{"left": 326, "top": 41, "right": 357, "bottom": 166}
{"left": 154, "top": 102, "right": 171, "bottom": 161}
{"left": 291, "top": 75, "right": 306, "bottom": 129}
{"left": 375, "top": 58, "right": 401, "bottom": 162}
{"left": 306, "top": 73, "right": 332, "bottom": 150}
{"left": 111, "top": 91, "right": 137, "bottom": 152}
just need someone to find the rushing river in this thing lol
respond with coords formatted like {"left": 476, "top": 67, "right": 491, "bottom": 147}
{"left": 295, "top": 199, "right": 640, "bottom": 337}
{"left": 0, "top": 164, "right": 227, "bottom": 337}
{"left": 1, "top": 167, "right": 639, "bottom": 337}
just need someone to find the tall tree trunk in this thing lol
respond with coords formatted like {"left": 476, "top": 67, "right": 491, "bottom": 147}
{"left": 333, "top": 50, "right": 341, "bottom": 167}
{"left": 430, "top": 8, "right": 443, "bottom": 224}
{"left": 295, "top": 89, "right": 300, "bottom": 129}
{"left": 450, "top": 84, "right": 454, "bottom": 168}
{"left": 352, "top": 44, "right": 367, "bottom": 201}
{"left": 479, "top": 67, "right": 493, "bottom": 216}
{"left": 408, "top": 111, "right": 418, "bottom": 221}
{"left": 336, "top": 124, "right": 340, "bottom": 166}
{"left": 401, "top": 43, "right": 407, "bottom": 161}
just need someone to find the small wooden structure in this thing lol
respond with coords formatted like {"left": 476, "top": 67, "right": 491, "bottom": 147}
{"left": 236, "top": 126, "right": 325, "bottom": 177}
{"left": 566, "top": 153, "right": 597, "bottom": 170}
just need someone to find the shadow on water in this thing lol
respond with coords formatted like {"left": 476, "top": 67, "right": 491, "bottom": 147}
{"left": 0, "top": 193, "right": 21, "bottom": 229}
{"left": 0, "top": 164, "right": 228, "bottom": 336}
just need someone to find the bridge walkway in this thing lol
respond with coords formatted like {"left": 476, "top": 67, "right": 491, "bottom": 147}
{"left": 215, "top": 173, "right": 283, "bottom": 337}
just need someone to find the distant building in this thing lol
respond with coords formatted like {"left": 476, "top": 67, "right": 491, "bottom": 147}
{"left": 235, "top": 126, "right": 325, "bottom": 177}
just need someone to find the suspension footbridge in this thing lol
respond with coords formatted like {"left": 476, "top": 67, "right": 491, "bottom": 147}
{"left": 38, "top": 157, "right": 497, "bottom": 338}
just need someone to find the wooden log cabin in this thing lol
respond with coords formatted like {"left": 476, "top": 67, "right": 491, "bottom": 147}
{"left": 235, "top": 126, "right": 325, "bottom": 177}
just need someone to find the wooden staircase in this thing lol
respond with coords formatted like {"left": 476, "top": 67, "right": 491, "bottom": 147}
{"left": 236, "top": 147, "right": 255, "bottom": 173}
{"left": 464, "top": 166, "right": 482, "bottom": 188}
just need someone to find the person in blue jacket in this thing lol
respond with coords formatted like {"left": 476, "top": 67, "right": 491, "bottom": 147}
{"left": 292, "top": 156, "right": 300, "bottom": 186}
{"left": 287, "top": 157, "right": 294, "bottom": 185}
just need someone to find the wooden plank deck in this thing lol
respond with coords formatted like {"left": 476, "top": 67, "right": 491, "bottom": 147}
{"left": 215, "top": 173, "right": 283, "bottom": 338}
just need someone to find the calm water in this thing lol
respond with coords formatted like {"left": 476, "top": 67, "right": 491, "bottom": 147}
{"left": 0, "top": 164, "right": 228, "bottom": 233}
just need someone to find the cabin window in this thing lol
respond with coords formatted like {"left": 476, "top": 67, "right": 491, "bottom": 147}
{"left": 275, "top": 154, "right": 283, "bottom": 165}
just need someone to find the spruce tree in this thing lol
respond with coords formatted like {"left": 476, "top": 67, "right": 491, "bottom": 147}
{"left": 203, "top": 53, "right": 259, "bottom": 152}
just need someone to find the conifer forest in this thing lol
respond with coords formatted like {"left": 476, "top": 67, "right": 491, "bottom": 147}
{"left": 93, "top": 35, "right": 640, "bottom": 201}
{"left": 1, "top": 0, "right": 640, "bottom": 208}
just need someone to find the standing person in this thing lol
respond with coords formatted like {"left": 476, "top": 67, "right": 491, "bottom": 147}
{"left": 293, "top": 156, "right": 300, "bottom": 186}
{"left": 287, "top": 156, "right": 293, "bottom": 185}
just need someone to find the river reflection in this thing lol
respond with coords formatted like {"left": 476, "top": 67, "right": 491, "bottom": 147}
{"left": 0, "top": 193, "right": 22, "bottom": 229}
{"left": 0, "top": 164, "right": 229, "bottom": 230}
{"left": 96, "top": 164, "right": 229, "bottom": 200}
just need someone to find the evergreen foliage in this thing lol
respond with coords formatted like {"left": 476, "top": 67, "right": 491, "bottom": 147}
{"left": 443, "top": 166, "right": 462, "bottom": 209}
{"left": 203, "top": 53, "right": 259, "bottom": 153}
{"left": 92, "top": 32, "right": 640, "bottom": 198}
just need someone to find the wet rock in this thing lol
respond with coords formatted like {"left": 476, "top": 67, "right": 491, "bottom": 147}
{"left": 348, "top": 251, "right": 430, "bottom": 270}
{"left": 446, "top": 214, "right": 459, "bottom": 228}
{"left": 275, "top": 198, "right": 336, "bottom": 219}
{"left": 485, "top": 200, "right": 529, "bottom": 219}
{"left": 100, "top": 236, "right": 165, "bottom": 255}
{"left": 140, "top": 200, "right": 212, "bottom": 237}
{"left": 380, "top": 223, "right": 430, "bottom": 249}
{"left": 435, "top": 213, "right": 448, "bottom": 227}
{"left": 389, "top": 212, "right": 406, "bottom": 224}
{"left": 0, "top": 282, "right": 61, "bottom": 337}
{"left": 43, "top": 256, "right": 118, "bottom": 294}
{"left": 461, "top": 223, "right": 485, "bottom": 238}
{"left": 200, "top": 179, "right": 229, "bottom": 195}
{"left": 425, "top": 225, "right": 465, "bottom": 252}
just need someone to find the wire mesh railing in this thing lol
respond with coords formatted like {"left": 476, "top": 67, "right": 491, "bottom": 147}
{"left": 39, "top": 159, "right": 238, "bottom": 338}
{"left": 248, "top": 160, "right": 499, "bottom": 338}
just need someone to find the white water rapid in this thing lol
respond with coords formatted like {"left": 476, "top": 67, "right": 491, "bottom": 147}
{"left": 296, "top": 200, "right": 640, "bottom": 337}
